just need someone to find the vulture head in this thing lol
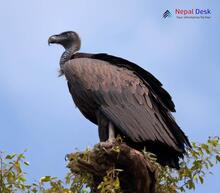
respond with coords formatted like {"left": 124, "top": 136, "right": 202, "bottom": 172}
{"left": 48, "top": 31, "right": 81, "bottom": 51}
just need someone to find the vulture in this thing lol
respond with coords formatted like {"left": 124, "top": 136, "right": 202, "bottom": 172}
{"left": 48, "top": 31, "right": 191, "bottom": 169}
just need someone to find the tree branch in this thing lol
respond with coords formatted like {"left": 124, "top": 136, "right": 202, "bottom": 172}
{"left": 67, "top": 141, "right": 158, "bottom": 193}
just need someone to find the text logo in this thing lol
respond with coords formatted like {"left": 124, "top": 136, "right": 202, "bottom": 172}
{"left": 175, "top": 9, "right": 211, "bottom": 15}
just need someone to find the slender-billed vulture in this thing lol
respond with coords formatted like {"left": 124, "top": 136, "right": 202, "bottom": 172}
{"left": 48, "top": 31, "right": 191, "bottom": 168}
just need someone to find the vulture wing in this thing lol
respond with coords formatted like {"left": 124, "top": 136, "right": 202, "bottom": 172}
{"left": 91, "top": 53, "right": 176, "bottom": 112}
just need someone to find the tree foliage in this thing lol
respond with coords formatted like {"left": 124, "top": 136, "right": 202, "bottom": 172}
{"left": 156, "top": 136, "right": 220, "bottom": 193}
{"left": 0, "top": 136, "right": 219, "bottom": 193}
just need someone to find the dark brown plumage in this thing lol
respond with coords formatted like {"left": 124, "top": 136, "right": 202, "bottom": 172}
{"left": 48, "top": 31, "right": 191, "bottom": 168}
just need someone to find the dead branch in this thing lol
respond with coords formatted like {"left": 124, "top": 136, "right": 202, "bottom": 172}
{"left": 67, "top": 141, "right": 157, "bottom": 193}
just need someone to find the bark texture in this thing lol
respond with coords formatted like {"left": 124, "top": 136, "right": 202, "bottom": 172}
{"left": 67, "top": 141, "right": 157, "bottom": 193}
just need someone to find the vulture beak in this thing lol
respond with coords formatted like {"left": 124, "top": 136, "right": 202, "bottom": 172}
{"left": 48, "top": 35, "right": 59, "bottom": 45}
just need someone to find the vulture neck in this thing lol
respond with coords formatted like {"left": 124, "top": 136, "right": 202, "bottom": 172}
{"left": 60, "top": 44, "right": 80, "bottom": 68}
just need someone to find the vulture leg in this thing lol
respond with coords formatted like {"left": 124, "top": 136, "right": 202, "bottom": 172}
{"left": 96, "top": 111, "right": 115, "bottom": 142}
{"left": 97, "top": 111, "right": 108, "bottom": 142}
{"left": 108, "top": 122, "right": 115, "bottom": 142}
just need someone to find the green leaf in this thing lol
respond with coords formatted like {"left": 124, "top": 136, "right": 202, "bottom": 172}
{"left": 31, "top": 188, "right": 37, "bottom": 193}
{"left": 199, "top": 176, "right": 204, "bottom": 184}
{"left": 19, "top": 176, "right": 26, "bottom": 182}
{"left": 40, "top": 176, "right": 54, "bottom": 182}
{"left": 5, "top": 154, "right": 16, "bottom": 159}
{"left": 82, "top": 189, "right": 89, "bottom": 193}
{"left": 24, "top": 161, "right": 30, "bottom": 166}
{"left": 201, "top": 144, "right": 210, "bottom": 153}
{"left": 18, "top": 153, "right": 25, "bottom": 159}
{"left": 216, "top": 155, "right": 220, "bottom": 162}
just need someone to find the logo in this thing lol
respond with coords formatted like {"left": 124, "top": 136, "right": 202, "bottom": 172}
{"left": 175, "top": 9, "right": 211, "bottom": 19}
{"left": 162, "top": 10, "right": 172, "bottom": 18}
{"left": 162, "top": 9, "right": 211, "bottom": 19}
{"left": 175, "top": 9, "right": 211, "bottom": 15}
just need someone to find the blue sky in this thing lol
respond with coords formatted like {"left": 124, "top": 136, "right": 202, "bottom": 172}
{"left": 0, "top": 0, "right": 219, "bottom": 192}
